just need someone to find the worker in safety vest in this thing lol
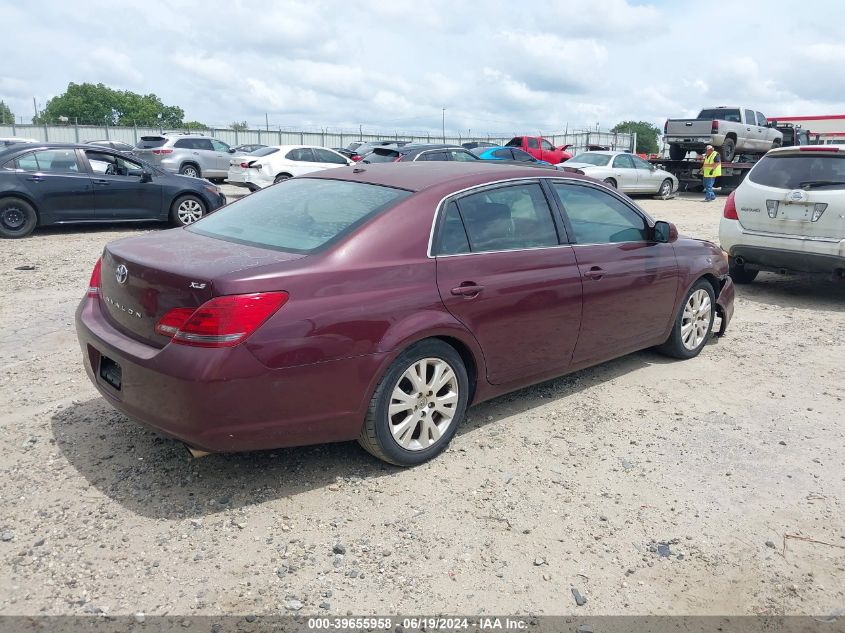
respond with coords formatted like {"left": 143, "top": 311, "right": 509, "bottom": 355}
{"left": 702, "top": 145, "right": 721, "bottom": 202}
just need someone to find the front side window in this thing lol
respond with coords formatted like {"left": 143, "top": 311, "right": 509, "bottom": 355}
{"left": 313, "top": 148, "right": 347, "bottom": 164}
{"left": 756, "top": 112, "right": 768, "bottom": 127}
{"left": 12, "top": 149, "right": 81, "bottom": 173}
{"left": 631, "top": 155, "right": 653, "bottom": 170}
{"left": 540, "top": 139, "right": 554, "bottom": 150}
{"left": 442, "top": 183, "right": 559, "bottom": 253}
{"left": 449, "top": 150, "right": 478, "bottom": 162}
{"left": 553, "top": 183, "right": 648, "bottom": 244}
{"left": 189, "top": 178, "right": 411, "bottom": 253}
{"left": 211, "top": 140, "right": 230, "bottom": 152}
{"left": 85, "top": 150, "right": 144, "bottom": 176}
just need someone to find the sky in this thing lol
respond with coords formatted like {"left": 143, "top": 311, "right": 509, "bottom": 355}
{"left": 3, "top": 0, "right": 845, "bottom": 137}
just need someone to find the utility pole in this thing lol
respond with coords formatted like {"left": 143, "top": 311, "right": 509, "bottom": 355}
{"left": 33, "top": 97, "right": 39, "bottom": 121}
{"left": 442, "top": 108, "right": 446, "bottom": 143}
{"left": 265, "top": 112, "right": 269, "bottom": 132}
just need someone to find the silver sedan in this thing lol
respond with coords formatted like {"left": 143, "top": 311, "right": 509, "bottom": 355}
{"left": 562, "top": 151, "right": 677, "bottom": 196}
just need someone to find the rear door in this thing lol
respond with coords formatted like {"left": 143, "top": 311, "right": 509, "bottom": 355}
{"left": 82, "top": 149, "right": 163, "bottom": 220}
{"left": 550, "top": 181, "right": 678, "bottom": 365}
{"left": 12, "top": 148, "right": 94, "bottom": 221}
{"left": 737, "top": 150, "right": 845, "bottom": 239}
{"left": 433, "top": 181, "right": 582, "bottom": 384}
{"left": 610, "top": 153, "right": 638, "bottom": 191}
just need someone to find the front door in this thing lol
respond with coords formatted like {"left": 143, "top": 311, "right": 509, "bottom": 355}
{"left": 433, "top": 181, "right": 583, "bottom": 384}
{"left": 211, "top": 139, "right": 232, "bottom": 176}
{"left": 631, "top": 155, "right": 661, "bottom": 193}
{"left": 12, "top": 148, "right": 94, "bottom": 221}
{"left": 82, "top": 149, "right": 162, "bottom": 220}
{"left": 550, "top": 181, "right": 679, "bottom": 365}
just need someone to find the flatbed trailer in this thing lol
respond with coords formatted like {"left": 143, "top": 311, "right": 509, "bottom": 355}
{"left": 648, "top": 155, "right": 759, "bottom": 195}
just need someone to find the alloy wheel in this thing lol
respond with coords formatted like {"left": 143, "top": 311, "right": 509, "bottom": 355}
{"left": 177, "top": 199, "right": 204, "bottom": 224}
{"left": 681, "top": 289, "right": 711, "bottom": 350}
{"left": 388, "top": 357, "right": 459, "bottom": 451}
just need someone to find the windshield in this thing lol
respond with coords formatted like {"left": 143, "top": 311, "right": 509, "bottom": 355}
{"left": 188, "top": 178, "right": 411, "bottom": 253}
{"left": 569, "top": 153, "right": 611, "bottom": 166}
{"left": 697, "top": 108, "right": 742, "bottom": 123}
{"left": 748, "top": 153, "right": 845, "bottom": 189}
{"left": 136, "top": 136, "right": 167, "bottom": 149}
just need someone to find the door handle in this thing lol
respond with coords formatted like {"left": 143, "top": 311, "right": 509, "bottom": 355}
{"left": 584, "top": 266, "right": 605, "bottom": 280}
{"left": 451, "top": 284, "right": 484, "bottom": 297}
{"left": 26, "top": 175, "right": 44, "bottom": 182}
{"left": 93, "top": 179, "right": 110, "bottom": 185}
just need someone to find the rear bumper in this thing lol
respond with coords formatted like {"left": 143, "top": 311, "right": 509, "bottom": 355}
{"left": 715, "top": 276, "right": 735, "bottom": 335}
{"left": 75, "top": 296, "right": 385, "bottom": 453}
{"left": 719, "top": 218, "right": 845, "bottom": 273}
{"left": 226, "top": 170, "right": 269, "bottom": 190}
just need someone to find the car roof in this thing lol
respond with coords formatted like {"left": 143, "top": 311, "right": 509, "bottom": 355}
{"left": 302, "top": 161, "right": 589, "bottom": 192}
{"left": 767, "top": 145, "right": 845, "bottom": 155}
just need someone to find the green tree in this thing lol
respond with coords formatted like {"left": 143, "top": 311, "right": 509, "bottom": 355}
{"left": 183, "top": 121, "right": 209, "bottom": 130}
{"left": 34, "top": 82, "right": 185, "bottom": 126}
{"left": 611, "top": 120, "right": 660, "bottom": 154}
{"left": 230, "top": 121, "right": 249, "bottom": 131}
{"left": 0, "top": 101, "right": 14, "bottom": 125}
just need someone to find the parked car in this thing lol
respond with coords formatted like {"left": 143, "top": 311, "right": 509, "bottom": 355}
{"left": 354, "top": 140, "right": 411, "bottom": 160}
{"left": 472, "top": 146, "right": 552, "bottom": 165}
{"left": 0, "top": 143, "right": 226, "bottom": 238}
{"left": 85, "top": 140, "right": 136, "bottom": 153}
{"left": 462, "top": 141, "right": 498, "bottom": 150}
{"left": 334, "top": 147, "right": 364, "bottom": 162}
{"left": 0, "top": 137, "right": 38, "bottom": 148}
{"left": 563, "top": 151, "right": 678, "bottom": 197}
{"left": 719, "top": 144, "right": 845, "bottom": 283}
{"left": 232, "top": 143, "right": 267, "bottom": 154}
{"left": 505, "top": 136, "right": 573, "bottom": 164}
{"left": 227, "top": 145, "right": 352, "bottom": 190}
{"left": 133, "top": 133, "right": 233, "bottom": 180}
{"left": 75, "top": 162, "right": 734, "bottom": 466}
{"left": 361, "top": 144, "right": 479, "bottom": 163}
{"left": 664, "top": 106, "right": 783, "bottom": 162}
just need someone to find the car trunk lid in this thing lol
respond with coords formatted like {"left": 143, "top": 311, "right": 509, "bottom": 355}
{"left": 738, "top": 150, "right": 845, "bottom": 239}
{"left": 98, "top": 229, "right": 305, "bottom": 347}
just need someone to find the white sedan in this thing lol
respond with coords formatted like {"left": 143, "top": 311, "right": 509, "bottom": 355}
{"left": 562, "top": 151, "right": 677, "bottom": 196}
{"left": 227, "top": 145, "right": 353, "bottom": 190}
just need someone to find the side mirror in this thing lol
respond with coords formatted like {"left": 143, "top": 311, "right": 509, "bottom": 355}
{"left": 140, "top": 170, "right": 153, "bottom": 183}
{"left": 653, "top": 220, "right": 678, "bottom": 243}
{"left": 228, "top": 148, "right": 236, "bottom": 153}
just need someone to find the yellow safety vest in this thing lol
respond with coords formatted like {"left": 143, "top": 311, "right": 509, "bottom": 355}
{"left": 703, "top": 151, "right": 722, "bottom": 178}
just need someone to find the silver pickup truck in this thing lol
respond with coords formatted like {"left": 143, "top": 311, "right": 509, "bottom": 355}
{"left": 664, "top": 107, "right": 783, "bottom": 162}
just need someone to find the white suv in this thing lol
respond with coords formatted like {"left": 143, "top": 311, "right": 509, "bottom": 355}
{"left": 719, "top": 145, "right": 845, "bottom": 283}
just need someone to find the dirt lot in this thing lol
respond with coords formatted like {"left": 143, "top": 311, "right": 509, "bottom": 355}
{"left": 1, "top": 189, "right": 843, "bottom": 618}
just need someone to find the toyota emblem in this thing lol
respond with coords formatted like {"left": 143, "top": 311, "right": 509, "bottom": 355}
{"left": 115, "top": 264, "right": 128, "bottom": 285}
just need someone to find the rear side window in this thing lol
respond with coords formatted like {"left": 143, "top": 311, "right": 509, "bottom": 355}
{"left": 313, "top": 148, "right": 347, "bottom": 164}
{"left": 286, "top": 148, "right": 316, "bottom": 162}
{"left": 174, "top": 139, "right": 197, "bottom": 149}
{"left": 442, "top": 183, "right": 559, "bottom": 253}
{"left": 553, "top": 183, "right": 648, "bottom": 244}
{"left": 526, "top": 138, "right": 540, "bottom": 149}
{"left": 11, "top": 149, "right": 81, "bottom": 173}
{"left": 511, "top": 149, "right": 534, "bottom": 162}
{"left": 437, "top": 202, "right": 471, "bottom": 255}
{"left": 136, "top": 136, "right": 167, "bottom": 149}
{"left": 492, "top": 149, "right": 511, "bottom": 159}
{"left": 188, "top": 178, "right": 411, "bottom": 253}
{"left": 416, "top": 151, "right": 449, "bottom": 162}
{"left": 748, "top": 154, "right": 845, "bottom": 190}
{"left": 745, "top": 109, "right": 756, "bottom": 125}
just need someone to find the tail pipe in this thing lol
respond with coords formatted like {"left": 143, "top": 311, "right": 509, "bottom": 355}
{"left": 185, "top": 444, "right": 212, "bottom": 459}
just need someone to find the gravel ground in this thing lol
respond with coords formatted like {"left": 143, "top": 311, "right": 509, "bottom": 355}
{"left": 1, "top": 188, "right": 843, "bottom": 617}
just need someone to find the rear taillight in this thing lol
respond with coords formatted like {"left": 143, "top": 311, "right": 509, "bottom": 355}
{"left": 151, "top": 148, "right": 173, "bottom": 155}
{"left": 392, "top": 156, "right": 403, "bottom": 162}
{"left": 711, "top": 120, "right": 719, "bottom": 134}
{"left": 87, "top": 258, "right": 102, "bottom": 297}
{"left": 351, "top": 155, "right": 362, "bottom": 162}
{"left": 239, "top": 162, "right": 250, "bottom": 168}
{"left": 155, "top": 292, "right": 289, "bottom": 348}
{"left": 723, "top": 191, "right": 738, "bottom": 220}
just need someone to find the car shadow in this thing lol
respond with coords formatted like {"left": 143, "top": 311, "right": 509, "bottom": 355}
{"left": 736, "top": 272, "right": 845, "bottom": 311}
{"left": 50, "top": 348, "right": 677, "bottom": 520}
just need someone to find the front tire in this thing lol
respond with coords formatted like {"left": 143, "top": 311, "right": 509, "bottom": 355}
{"left": 657, "top": 279, "right": 716, "bottom": 360}
{"left": 729, "top": 261, "right": 758, "bottom": 284}
{"left": 358, "top": 339, "right": 469, "bottom": 466}
{"left": 603, "top": 177, "right": 617, "bottom": 189}
{"left": 0, "top": 197, "right": 38, "bottom": 239}
{"left": 657, "top": 178, "right": 673, "bottom": 197}
{"left": 170, "top": 195, "right": 206, "bottom": 227}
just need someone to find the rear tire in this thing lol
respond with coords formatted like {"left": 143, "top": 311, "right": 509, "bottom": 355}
{"left": 720, "top": 138, "right": 736, "bottom": 162}
{"left": 358, "top": 339, "right": 469, "bottom": 467}
{"left": 603, "top": 178, "right": 617, "bottom": 189}
{"left": 0, "top": 197, "right": 37, "bottom": 239}
{"left": 729, "top": 261, "right": 758, "bottom": 284}
{"left": 274, "top": 173, "right": 291, "bottom": 184}
{"left": 170, "top": 195, "right": 206, "bottom": 227}
{"left": 179, "top": 164, "right": 200, "bottom": 178}
{"left": 656, "top": 279, "right": 716, "bottom": 360}
{"left": 668, "top": 144, "right": 686, "bottom": 161}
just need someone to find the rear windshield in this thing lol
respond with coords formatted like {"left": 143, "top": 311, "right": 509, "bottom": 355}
{"left": 187, "top": 178, "right": 412, "bottom": 253}
{"left": 570, "top": 153, "right": 611, "bottom": 166}
{"left": 505, "top": 137, "right": 522, "bottom": 147}
{"left": 251, "top": 147, "right": 279, "bottom": 157}
{"left": 136, "top": 136, "right": 167, "bottom": 149}
{"left": 748, "top": 153, "right": 845, "bottom": 190}
{"left": 697, "top": 108, "right": 742, "bottom": 122}
{"left": 363, "top": 148, "right": 400, "bottom": 163}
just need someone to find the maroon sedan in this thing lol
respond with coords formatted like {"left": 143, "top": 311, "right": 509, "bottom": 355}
{"left": 76, "top": 162, "right": 734, "bottom": 466}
